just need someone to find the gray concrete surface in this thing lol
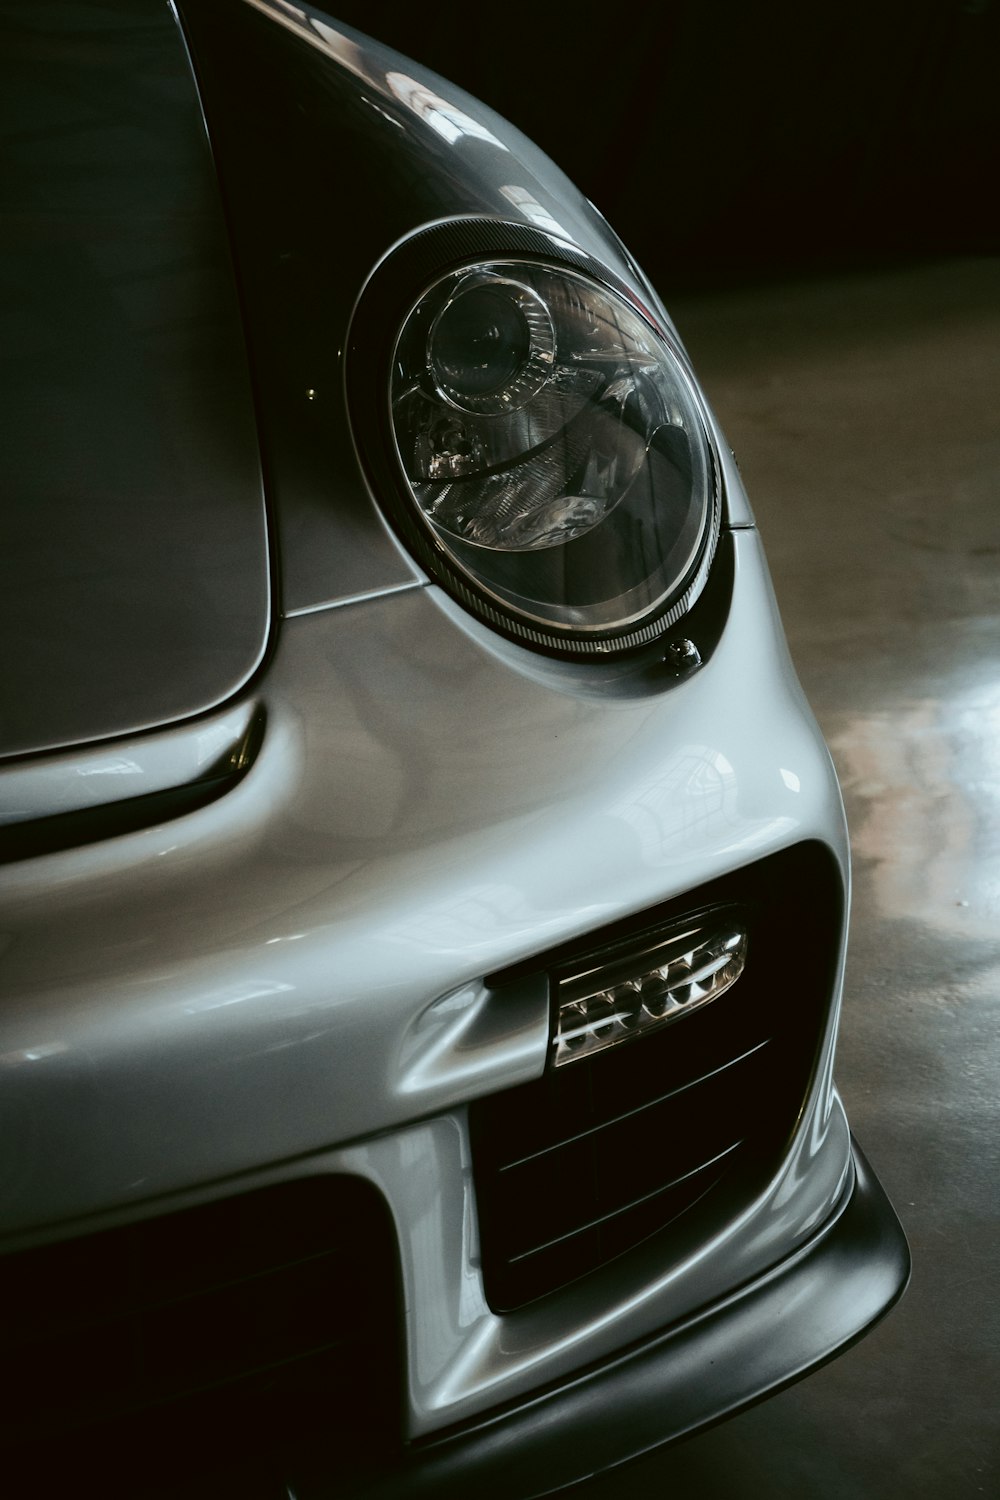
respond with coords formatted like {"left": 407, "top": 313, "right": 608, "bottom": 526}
{"left": 578, "top": 256, "right": 1000, "bottom": 1497}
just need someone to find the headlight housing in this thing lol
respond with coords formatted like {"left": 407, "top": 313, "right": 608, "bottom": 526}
{"left": 347, "top": 222, "right": 720, "bottom": 657}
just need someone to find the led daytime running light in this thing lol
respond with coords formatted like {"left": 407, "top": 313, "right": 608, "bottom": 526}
{"left": 553, "top": 922, "right": 748, "bottom": 1066}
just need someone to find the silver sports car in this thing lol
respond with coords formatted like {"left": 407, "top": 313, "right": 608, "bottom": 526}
{"left": 0, "top": 2, "right": 908, "bottom": 1495}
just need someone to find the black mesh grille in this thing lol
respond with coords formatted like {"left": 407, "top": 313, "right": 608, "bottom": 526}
{"left": 1, "top": 1176, "right": 401, "bottom": 1489}
{"left": 471, "top": 843, "right": 842, "bottom": 1310}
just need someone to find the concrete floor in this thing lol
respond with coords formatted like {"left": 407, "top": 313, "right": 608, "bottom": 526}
{"left": 576, "top": 256, "right": 1000, "bottom": 1497}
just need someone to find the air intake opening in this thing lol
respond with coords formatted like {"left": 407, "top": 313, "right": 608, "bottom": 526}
{"left": 2, "top": 1176, "right": 402, "bottom": 1492}
{"left": 471, "top": 842, "right": 842, "bottom": 1310}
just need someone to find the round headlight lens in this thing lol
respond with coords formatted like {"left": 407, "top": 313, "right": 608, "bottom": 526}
{"left": 428, "top": 274, "right": 555, "bottom": 415}
{"left": 387, "top": 256, "right": 718, "bottom": 649}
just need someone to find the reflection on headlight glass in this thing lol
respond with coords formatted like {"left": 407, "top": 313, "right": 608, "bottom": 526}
{"left": 390, "top": 260, "right": 714, "bottom": 637}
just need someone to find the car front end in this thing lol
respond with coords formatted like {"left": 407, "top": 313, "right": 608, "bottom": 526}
{"left": 0, "top": 3, "right": 908, "bottom": 1494}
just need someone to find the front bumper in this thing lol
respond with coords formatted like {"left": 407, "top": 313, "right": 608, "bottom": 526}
{"left": 1, "top": 526, "right": 904, "bottom": 1476}
{"left": 293, "top": 1142, "right": 908, "bottom": 1498}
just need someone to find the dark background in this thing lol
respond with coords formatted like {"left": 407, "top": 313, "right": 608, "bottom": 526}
{"left": 331, "top": 0, "right": 999, "bottom": 289}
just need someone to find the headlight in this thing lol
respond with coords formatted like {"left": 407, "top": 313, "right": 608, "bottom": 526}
{"left": 348, "top": 225, "right": 720, "bottom": 656}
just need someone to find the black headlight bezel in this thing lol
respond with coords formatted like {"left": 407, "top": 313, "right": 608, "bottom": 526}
{"left": 345, "top": 218, "right": 722, "bottom": 660}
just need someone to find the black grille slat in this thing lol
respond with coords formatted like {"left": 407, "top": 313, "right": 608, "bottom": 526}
{"left": 484, "top": 1041, "right": 765, "bottom": 1259}
{"left": 471, "top": 843, "right": 842, "bottom": 1310}
{"left": 499, "top": 1038, "right": 771, "bottom": 1172}
{"left": 494, "top": 1148, "right": 737, "bottom": 1309}
{"left": 510, "top": 1141, "right": 743, "bottom": 1263}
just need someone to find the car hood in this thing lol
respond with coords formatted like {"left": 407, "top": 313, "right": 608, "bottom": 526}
{"left": 0, "top": 3, "right": 270, "bottom": 762}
